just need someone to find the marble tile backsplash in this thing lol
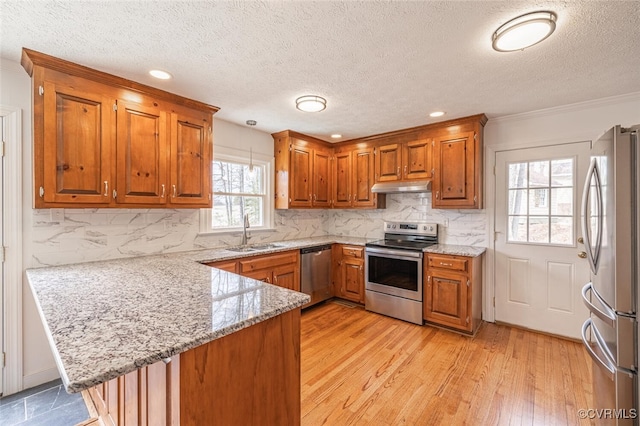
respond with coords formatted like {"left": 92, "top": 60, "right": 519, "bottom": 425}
{"left": 29, "top": 193, "right": 487, "bottom": 267}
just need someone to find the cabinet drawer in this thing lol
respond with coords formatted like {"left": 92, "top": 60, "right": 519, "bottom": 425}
{"left": 239, "top": 251, "right": 298, "bottom": 273}
{"left": 205, "top": 260, "right": 237, "bottom": 273}
{"left": 427, "top": 254, "right": 468, "bottom": 273}
{"left": 342, "top": 246, "right": 363, "bottom": 258}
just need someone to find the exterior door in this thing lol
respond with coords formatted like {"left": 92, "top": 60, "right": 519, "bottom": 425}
{"left": 494, "top": 142, "right": 591, "bottom": 339}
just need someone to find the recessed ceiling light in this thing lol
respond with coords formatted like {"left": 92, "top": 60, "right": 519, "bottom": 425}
{"left": 149, "top": 69, "right": 172, "bottom": 80}
{"left": 430, "top": 111, "right": 445, "bottom": 118}
{"left": 492, "top": 11, "right": 557, "bottom": 52}
{"left": 331, "top": 134, "right": 342, "bottom": 139}
{"left": 296, "top": 95, "right": 327, "bottom": 112}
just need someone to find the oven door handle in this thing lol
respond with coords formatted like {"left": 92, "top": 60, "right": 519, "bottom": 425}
{"left": 365, "top": 247, "right": 423, "bottom": 258}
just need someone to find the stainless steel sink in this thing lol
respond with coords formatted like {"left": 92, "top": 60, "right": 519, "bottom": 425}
{"left": 251, "top": 244, "right": 282, "bottom": 250}
{"left": 226, "top": 243, "right": 282, "bottom": 252}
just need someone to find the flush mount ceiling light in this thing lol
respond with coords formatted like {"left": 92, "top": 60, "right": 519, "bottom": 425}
{"left": 149, "top": 69, "right": 172, "bottom": 80}
{"left": 331, "top": 134, "right": 342, "bottom": 139}
{"left": 429, "top": 111, "right": 445, "bottom": 118}
{"left": 295, "top": 95, "right": 327, "bottom": 112}
{"left": 492, "top": 11, "right": 557, "bottom": 52}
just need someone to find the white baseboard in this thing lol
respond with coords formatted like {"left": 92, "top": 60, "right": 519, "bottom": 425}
{"left": 22, "top": 367, "right": 60, "bottom": 390}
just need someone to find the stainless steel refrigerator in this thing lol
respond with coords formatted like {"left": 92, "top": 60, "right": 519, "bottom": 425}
{"left": 581, "top": 125, "right": 638, "bottom": 425}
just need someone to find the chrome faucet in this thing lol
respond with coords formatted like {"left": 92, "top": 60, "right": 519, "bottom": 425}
{"left": 241, "top": 213, "right": 251, "bottom": 245}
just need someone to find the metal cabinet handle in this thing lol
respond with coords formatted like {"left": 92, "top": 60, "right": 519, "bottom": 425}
{"left": 172, "top": 184, "right": 177, "bottom": 198}
{"left": 435, "top": 191, "right": 440, "bottom": 199}
{"left": 397, "top": 166, "right": 400, "bottom": 177}
{"left": 103, "top": 181, "right": 108, "bottom": 197}
{"left": 440, "top": 262, "right": 453, "bottom": 267}
{"left": 265, "top": 277, "right": 270, "bottom": 283}
{"left": 404, "top": 165, "right": 407, "bottom": 176}
{"left": 161, "top": 184, "right": 166, "bottom": 198}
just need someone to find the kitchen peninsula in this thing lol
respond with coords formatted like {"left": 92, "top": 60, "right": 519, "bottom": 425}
{"left": 26, "top": 250, "right": 310, "bottom": 425}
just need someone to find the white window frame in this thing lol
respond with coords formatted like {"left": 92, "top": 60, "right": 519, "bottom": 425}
{"left": 506, "top": 156, "right": 576, "bottom": 247}
{"left": 199, "top": 147, "right": 275, "bottom": 234}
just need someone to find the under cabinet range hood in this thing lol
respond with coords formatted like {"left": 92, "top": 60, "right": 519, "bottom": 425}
{"left": 370, "top": 180, "right": 432, "bottom": 193}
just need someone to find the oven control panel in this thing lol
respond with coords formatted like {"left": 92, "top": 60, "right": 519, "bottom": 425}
{"left": 383, "top": 222, "right": 437, "bottom": 236}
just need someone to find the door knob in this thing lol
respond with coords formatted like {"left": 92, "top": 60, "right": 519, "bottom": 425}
{"left": 577, "top": 237, "right": 584, "bottom": 244}
{"left": 578, "top": 251, "right": 587, "bottom": 259}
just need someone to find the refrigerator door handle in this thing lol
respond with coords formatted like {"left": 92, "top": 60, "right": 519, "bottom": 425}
{"left": 581, "top": 282, "right": 616, "bottom": 328}
{"left": 580, "top": 157, "right": 603, "bottom": 274}
{"left": 581, "top": 318, "right": 615, "bottom": 380}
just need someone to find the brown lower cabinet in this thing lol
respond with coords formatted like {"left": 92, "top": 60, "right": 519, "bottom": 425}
{"left": 85, "top": 309, "right": 301, "bottom": 426}
{"left": 423, "top": 253, "right": 483, "bottom": 334}
{"left": 205, "top": 250, "right": 300, "bottom": 291}
{"left": 333, "top": 244, "right": 365, "bottom": 304}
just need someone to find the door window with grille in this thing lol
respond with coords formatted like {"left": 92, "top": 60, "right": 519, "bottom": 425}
{"left": 507, "top": 158, "right": 575, "bottom": 245}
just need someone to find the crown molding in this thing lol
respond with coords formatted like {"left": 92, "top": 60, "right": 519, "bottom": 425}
{"left": 489, "top": 92, "right": 640, "bottom": 124}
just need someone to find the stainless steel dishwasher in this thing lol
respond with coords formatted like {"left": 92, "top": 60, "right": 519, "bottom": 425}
{"left": 300, "top": 244, "right": 332, "bottom": 307}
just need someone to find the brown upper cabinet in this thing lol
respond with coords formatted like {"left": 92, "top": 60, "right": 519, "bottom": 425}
{"left": 274, "top": 130, "right": 385, "bottom": 210}
{"left": 432, "top": 115, "right": 487, "bottom": 209}
{"left": 376, "top": 138, "right": 432, "bottom": 182}
{"left": 274, "top": 131, "right": 332, "bottom": 208}
{"left": 21, "top": 48, "right": 218, "bottom": 209}
{"left": 333, "top": 144, "right": 385, "bottom": 209}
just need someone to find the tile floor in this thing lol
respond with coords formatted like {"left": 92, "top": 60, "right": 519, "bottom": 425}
{"left": 0, "top": 379, "right": 89, "bottom": 426}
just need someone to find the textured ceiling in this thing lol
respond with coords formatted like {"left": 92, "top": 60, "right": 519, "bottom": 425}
{"left": 1, "top": 1, "right": 639, "bottom": 141}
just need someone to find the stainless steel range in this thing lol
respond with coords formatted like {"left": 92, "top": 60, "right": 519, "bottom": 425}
{"left": 365, "top": 221, "right": 438, "bottom": 325}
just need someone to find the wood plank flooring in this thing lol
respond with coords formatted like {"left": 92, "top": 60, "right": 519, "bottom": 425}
{"left": 301, "top": 301, "right": 594, "bottom": 426}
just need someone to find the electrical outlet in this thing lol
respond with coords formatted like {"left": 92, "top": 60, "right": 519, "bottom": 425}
{"left": 50, "top": 208, "right": 64, "bottom": 223}
{"left": 443, "top": 219, "right": 449, "bottom": 227}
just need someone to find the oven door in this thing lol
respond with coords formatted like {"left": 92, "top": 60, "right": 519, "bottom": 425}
{"left": 365, "top": 247, "right": 423, "bottom": 301}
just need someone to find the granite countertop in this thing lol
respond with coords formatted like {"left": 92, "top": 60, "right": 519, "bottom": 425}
{"left": 27, "top": 253, "right": 310, "bottom": 394}
{"left": 26, "top": 235, "right": 484, "bottom": 394}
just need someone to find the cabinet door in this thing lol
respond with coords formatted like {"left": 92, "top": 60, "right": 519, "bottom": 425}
{"left": 424, "top": 270, "right": 469, "bottom": 331}
{"left": 169, "top": 110, "right": 212, "bottom": 206}
{"left": 42, "top": 80, "right": 114, "bottom": 204}
{"left": 341, "top": 257, "right": 364, "bottom": 303}
{"left": 116, "top": 99, "right": 167, "bottom": 205}
{"left": 352, "top": 146, "right": 378, "bottom": 207}
{"left": 376, "top": 143, "right": 402, "bottom": 182}
{"left": 333, "top": 151, "right": 352, "bottom": 207}
{"left": 312, "top": 148, "right": 332, "bottom": 207}
{"left": 273, "top": 263, "right": 299, "bottom": 291}
{"left": 433, "top": 131, "right": 476, "bottom": 208}
{"left": 289, "top": 142, "right": 313, "bottom": 207}
{"left": 403, "top": 139, "right": 432, "bottom": 180}
{"left": 243, "top": 268, "right": 273, "bottom": 284}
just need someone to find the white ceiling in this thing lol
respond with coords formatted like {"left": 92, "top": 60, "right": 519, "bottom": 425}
{"left": 1, "top": 1, "right": 639, "bottom": 142}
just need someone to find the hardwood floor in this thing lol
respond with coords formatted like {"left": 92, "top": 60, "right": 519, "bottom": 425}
{"left": 301, "top": 301, "right": 594, "bottom": 426}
